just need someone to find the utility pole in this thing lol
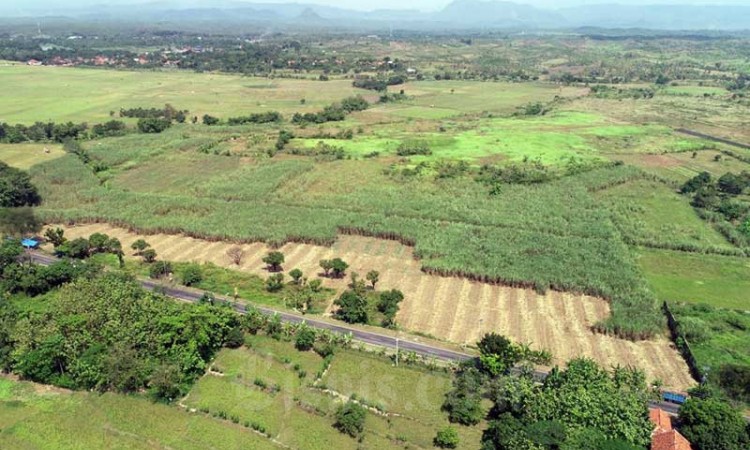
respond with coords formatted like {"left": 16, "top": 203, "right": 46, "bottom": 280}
{"left": 395, "top": 337, "right": 399, "bottom": 367}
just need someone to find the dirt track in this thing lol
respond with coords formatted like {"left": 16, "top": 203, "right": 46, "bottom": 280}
{"left": 55, "top": 223, "right": 695, "bottom": 390}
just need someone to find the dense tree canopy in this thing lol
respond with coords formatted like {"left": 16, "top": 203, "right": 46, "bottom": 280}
{"left": 678, "top": 397, "right": 750, "bottom": 450}
{"left": 0, "top": 162, "right": 41, "bottom": 207}
{"left": 4, "top": 272, "right": 239, "bottom": 400}
{"left": 488, "top": 358, "right": 653, "bottom": 448}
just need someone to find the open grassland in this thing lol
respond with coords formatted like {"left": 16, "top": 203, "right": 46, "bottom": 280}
{"left": 0, "top": 66, "right": 581, "bottom": 125}
{"left": 0, "top": 143, "right": 65, "bottom": 170}
{"left": 367, "top": 81, "right": 586, "bottom": 118}
{"left": 637, "top": 248, "right": 750, "bottom": 310}
{"left": 607, "top": 148, "right": 750, "bottom": 183}
{"left": 58, "top": 223, "right": 694, "bottom": 390}
{"left": 294, "top": 112, "right": 696, "bottom": 164}
{"left": 0, "top": 65, "right": 363, "bottom": 124}
{"left": 0, "top": 377, "right": 277, "bottom": 449}
{"left": 185, "top": 336, "right": 483, "bottom": 449}
{"left": 596, "top": 179, "right": 736, "bottom": 253}
{"left": 570, "top": 94, "right": 750, "bottom": 143}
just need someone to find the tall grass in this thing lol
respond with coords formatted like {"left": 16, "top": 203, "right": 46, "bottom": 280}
{"left": 31, "top": 155, "right": 665, "bottom": 340}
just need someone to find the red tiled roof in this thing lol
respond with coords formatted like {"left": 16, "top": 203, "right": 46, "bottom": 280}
{"left": 649, "top": 408, "right": 692, "bottom": 450}
{"left": 649, "top": 408, "right": 673, "bottom": 433}
{"left": 652, "top": 430, "right": 693, "bottom": 450}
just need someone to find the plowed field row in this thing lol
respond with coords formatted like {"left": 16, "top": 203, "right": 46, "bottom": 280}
{"left": 55, "top": 223, "right": 695, "bottom": 390}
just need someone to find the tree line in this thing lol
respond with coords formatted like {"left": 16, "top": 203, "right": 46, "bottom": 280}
{"left": 291, "top": 96, "right": 369, "bottom": 125}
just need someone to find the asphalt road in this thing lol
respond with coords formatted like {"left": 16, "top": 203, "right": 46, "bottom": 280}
{"left": 26, "top": 250, "right": 703, "bottom": 417}
{"left": 675, "top": 128, "right": 750, "bottom": 150}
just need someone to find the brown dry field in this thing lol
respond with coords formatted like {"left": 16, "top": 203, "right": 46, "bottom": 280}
{"left": 56, "top": 223, "right": 695, "bottom": 390}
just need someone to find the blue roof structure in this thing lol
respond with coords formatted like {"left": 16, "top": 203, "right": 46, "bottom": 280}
{"left": 21, "top": 238, "right": 39, "bottom": 249}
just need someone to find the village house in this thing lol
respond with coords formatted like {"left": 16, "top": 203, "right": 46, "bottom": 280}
{"left": 649, "top": 408, "right": 693, "bottom": 450}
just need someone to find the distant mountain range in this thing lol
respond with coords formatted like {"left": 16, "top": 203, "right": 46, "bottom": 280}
{"left": 2, "top": 0, "right": 750, "bottom": 31}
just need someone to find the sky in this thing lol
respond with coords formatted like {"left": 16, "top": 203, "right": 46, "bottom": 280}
{"left": 2, "top": 0, "right": 749, "bottom": 13}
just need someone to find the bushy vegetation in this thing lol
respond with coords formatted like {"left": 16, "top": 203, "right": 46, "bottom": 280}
{"left": 669, "top": 302, "right": 750, "bottom": 405}
{"left": 226, "top": 111, "right": 283, "bottom": 125}
{"left": 334, "top": 400, "right": 367, "bottom": 438}
{"left": 441, "top": 334, "right": 653, "bottom": 450}
{"left": 291, "top": 96, "right": 368, "bottom": 125}
{"left": 2, "top": 270, "right": 239, "bottom": 400}
{"left": 678, "top": 396, "right": 750, "bottom": 450}
{"left": 119, "top": 104, "right": 188, "bottom": 123}
{"left": 0, "top": 161, "right": 41, "bottom": 207}
{"left": 0, "top": 121, "right": 88, "bottom": 143}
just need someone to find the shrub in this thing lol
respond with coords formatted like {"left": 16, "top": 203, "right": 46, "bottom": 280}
{"left": 262, "top": 251, "right": 285, "bottom": 272}
{"left": 180, "top": 264, "right": 203, "bottom": 287}
{"left": 202, "top": 115, "right": 220, "bottom": 126}
{"left": 334, "top": 290, "right": 368, "bottom": 324}
{"left": 225, "top": 326, "right": 245, "bottom": 349}
{"left": 295, "top": 327, "right": 316, "bottom": 351}
{"left": 266, "top": 273, "right": 285, "bottom": 292}
{"left": 137, "top": 118, "right": 171, "bottom": 134}
{"left": 434, "top": 427, "right": 460, "bottom": 448}
{"left": 334, "top": 401, "right": 366, "bottom": 437}
{"left": 149, "top": 261, "right": 172, "bottom": 279}
{"left": 141, "top": 248, "right": 157, "bottom": 263}
{"left": 396, "top": 141, "right": 431, "bottom": 156}
{"left": 289, "top": 268, "right": 304, "bottom": 284}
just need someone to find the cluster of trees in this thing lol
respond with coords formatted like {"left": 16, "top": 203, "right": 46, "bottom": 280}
{"left": 119, "top": 104, "right": 189, "bottom": 123}
{"left": 442, "top": 333, "right": 552, "bottom": 427}
{"left": 352, "top": 75, "right": 406, "bottom": 92}
{"left": 202, "top": 111, "right": 283, "bottom": 126}
{"left": 480, "top": 358, "right": 654, "bottom": 450}
{"left": 0, "top": 121, "right": 88, "bottom": 144}
{"left": 681, "top": 171, "right": 750, "bottom": 238}
{"left": 677, "top": 394, "right": 750, "bottom": 450}
{"left": 0, "top": 239, "right": 97, "bottom": 297}
{"left": 137, "top": 118, "right": 172, "bottom": 134}
{"left": 0, "top": 109, "right": 187, "bottom": 143}
{"left": 91, "top": 120, "right": 128, "bottom": 138}
{"left": 291, "top": 96, "right": 369, "bottom": 125}
{"left": 126, "top": 104, "right": 191, "bottom": 134}
{"left": 227, "top": 111, "right": 283, "bottom": 126}
{"left": 319, "top": 258, "right": 349, "bottom": 279}
{"left": 47, "top": 228, "right": 124, "bottom": 265}
{"left": 333, "top": 269, "right": 404, "bottom": 328}
{"left": 0, "top": 271, "right": 240, "bottom": 401}
{"left": 0, "top": 162, "right": 41, "bottom": 208}
{"left": 441, "top": 333, "right": 657, "bottom": 450}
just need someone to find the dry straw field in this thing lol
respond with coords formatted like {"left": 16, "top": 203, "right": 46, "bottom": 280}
{"left": 57, "top": 223, "right": 695, "bottom": 390}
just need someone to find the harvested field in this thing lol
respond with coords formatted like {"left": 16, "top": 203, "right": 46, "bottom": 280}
{"left": 55, "top": 223, "right": 695, "bottom": 390}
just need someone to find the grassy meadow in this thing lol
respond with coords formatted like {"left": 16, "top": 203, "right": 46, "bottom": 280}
{"left": 0, "top": 377, "right": 277, "bottom": 449}
{"left": 637, "top": 249, "right": 750, "bottom": 310}
{"left": 0, "top": 65, "right": 362, "bottom": 124}
{"left": 0, "top": 143, "right": 65, "bottom": 170}
{"left": 185, "top": 334, "right": 483, "bottom": 449}
{"left": 596, "top": 180, "right": 736, "bottom": 253}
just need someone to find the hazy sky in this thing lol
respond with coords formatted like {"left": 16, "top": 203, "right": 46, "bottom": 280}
{"left": 3, "top": 0, "right": 749, "bottom": 13}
